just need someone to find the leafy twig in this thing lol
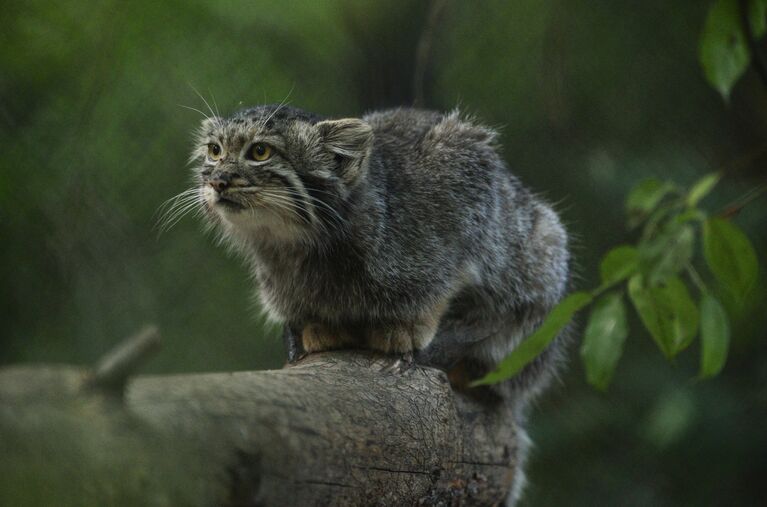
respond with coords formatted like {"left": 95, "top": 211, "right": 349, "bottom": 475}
{"left": 719, "top": 182, "right": 767, "bottom": 218}
{"left": 686, "top": 264, "right": 708, "bottom": 294}
{"left": 738, "top": 0, "right": 767, "bottom": 90}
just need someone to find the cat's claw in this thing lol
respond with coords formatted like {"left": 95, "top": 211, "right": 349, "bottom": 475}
{"left": 381, "top": 352, "right": 415, "bottom": 374}
{"left": 283, "top": 325, "right": 307, "bottom": 365}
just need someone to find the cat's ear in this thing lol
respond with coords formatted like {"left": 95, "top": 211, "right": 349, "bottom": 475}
{"left": 316, "top": 118, "right": 373, "bottom": 184}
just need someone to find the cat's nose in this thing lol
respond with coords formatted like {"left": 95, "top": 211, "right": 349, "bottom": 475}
{"left": 208, "top": 178, "right": 229, "bottom": 193}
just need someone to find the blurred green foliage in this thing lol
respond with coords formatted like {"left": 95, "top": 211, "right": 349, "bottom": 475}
{"left": 2, "top": 1, "right": 766, "bottom": 505}
{"left": 699, "top": 0, "right": 766, "bottom": 98}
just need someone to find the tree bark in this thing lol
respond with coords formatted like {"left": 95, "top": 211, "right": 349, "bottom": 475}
{"left": 0, "top": 351, "right": 521, "bottom": 506}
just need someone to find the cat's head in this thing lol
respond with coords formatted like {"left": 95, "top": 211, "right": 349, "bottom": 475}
{"left": 189, "top": 104, "right": 372, "bottom": 244}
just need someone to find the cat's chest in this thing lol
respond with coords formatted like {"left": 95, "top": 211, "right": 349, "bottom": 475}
{"left": 253, "top": 250, "right": 369, "bottom": 316}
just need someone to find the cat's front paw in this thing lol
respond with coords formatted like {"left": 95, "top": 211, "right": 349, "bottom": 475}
{"left": 301, "top": 323, "right": 356, "bottom": 353}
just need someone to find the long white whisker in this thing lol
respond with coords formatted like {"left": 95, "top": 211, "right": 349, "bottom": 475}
{"left": 159, "top": 197, "right": 202, "bottom": 228}
{"left": 192, "top": 86, "right": 216, "bottom": 120}
{"left": 276, "top": 183, "right": 348, "bottom": 211}
{"left": 262, "top": 190, "right": 343, "bottom": 236}
{"left": 256, "top": 190, "right": 314, "bottom": 222}
{"left": 272, "top": 187, "right": 347, "bottom": 228}
{"left": 158, "top": 193, "right": 197, "bottom": 213}
{"left": 162, "top": 194, "right": 201, "bottom": 216}
{"left": 155, "top": 188, "right": 204, "bottom": 234}
{"left": 189, "top": 84, "right": 222, "bottom": 129}
{"left": 209, "top": 89, "right": 221, "bottom": 119}
{"left": 295, "top": 193, "right": 346, "bottom": 224}
{"left": 258, "top": 85, "right": 295, "bottom": 131}
{"left": 247, "top": 193, "right": 306, "bottom": 226}
{"left": 292, "top": 184, "right": 341, "bottom": 198}
{"left": 225, "top": 186, "right": 345, "bottom": 233}
{"left": 177, "top": 104, "right": 211, "bottom": 122}
{"left": 155, "top": 189, "right": 199, "bottom": 219}
{"left": 158, "top": 198, "right": 203, "bottom": 234}
{"left": 257, "top": 190, "right": 332, "bottom": 238}
{"left": 158, "top": 187, "right": 199, "bottom": 206}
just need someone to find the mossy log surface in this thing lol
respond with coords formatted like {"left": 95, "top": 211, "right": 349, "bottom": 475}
{"left": 0, "top": 351, "right": 519, "bottom": 506}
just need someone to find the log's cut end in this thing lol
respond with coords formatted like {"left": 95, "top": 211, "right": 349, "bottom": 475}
{"left": 0, "top": 351, "right": 521, "bottom": 506}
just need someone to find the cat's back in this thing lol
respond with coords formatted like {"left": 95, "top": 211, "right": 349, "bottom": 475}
{"left": 364, "top": 108, "right": 497, "bottom": 153}
{"left": 363, "top": 108, "right": 504, "bottom": 191}
{"left": 355, "top": 108, "right": 519, "bottom": 272}
{"left": 363, "top": 108, "right": 444, "bottom": 143}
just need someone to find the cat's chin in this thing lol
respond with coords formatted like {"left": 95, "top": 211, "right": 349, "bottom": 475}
{"left": 219, "top": 206, "right": 307, "bottom": 242}
{"left": 214, "top": 197, "right": 246, "bottom": 212}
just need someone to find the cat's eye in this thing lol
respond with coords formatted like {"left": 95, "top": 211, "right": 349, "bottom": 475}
{"left": 249, "top": 143, "right": 272, "bottom": 162}
{"left": 207, "top": 143, "right": 223, "bottom": 161}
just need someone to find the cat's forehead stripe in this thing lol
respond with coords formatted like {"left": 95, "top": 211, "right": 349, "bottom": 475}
{"left": 232, "top": 105, "right": 324, "bottom": 125}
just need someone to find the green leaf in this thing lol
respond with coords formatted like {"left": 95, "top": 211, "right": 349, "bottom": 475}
{"left": 471, "top": 292, "right": 593, "bottom": 386}
{"left": 702, "top": 218, "right": 759, "bottom": 300}
{"left": 750, "top": 0, "right": 767, "bottom": 36}
{"left": 642, "top": 389, "right": 696, "bottom": 449}
{"left": 628, "top": 275, "right": 699, "bottom": 359}
{"left": 673, "top": 208, "right": 707, "bottom": 225}
{"left": 580, "top": 292, "right": 629, "bottom": 391}
{"left": 699, "top": 0, "right": 762, "bottom": 99}
{"left": 599, "top": 245, "right": 640, "bottom": 286}
{"left": 699, "top": 294, "right": 731, "bottom": 378}
{"left": 686, "top": 172, "right": 721, "bottom": 208}
{"left": 639, "top": 224, "right": 695, "bottom": 286}
{"left": 626, "top": 179, "right": 675, "bottom": 227}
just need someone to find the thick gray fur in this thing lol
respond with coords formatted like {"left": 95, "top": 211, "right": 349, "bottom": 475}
{"left": 186, "top": 105, "right": 570, "bottom": 407}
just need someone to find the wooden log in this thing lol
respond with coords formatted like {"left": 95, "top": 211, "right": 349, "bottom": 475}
{"left": 0, "top": 351, "right": 521, "bottom": 506}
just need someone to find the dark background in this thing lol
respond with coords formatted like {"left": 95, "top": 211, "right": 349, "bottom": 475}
{"left": 1, "top": 1, "right": 766, "bottom": 505}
